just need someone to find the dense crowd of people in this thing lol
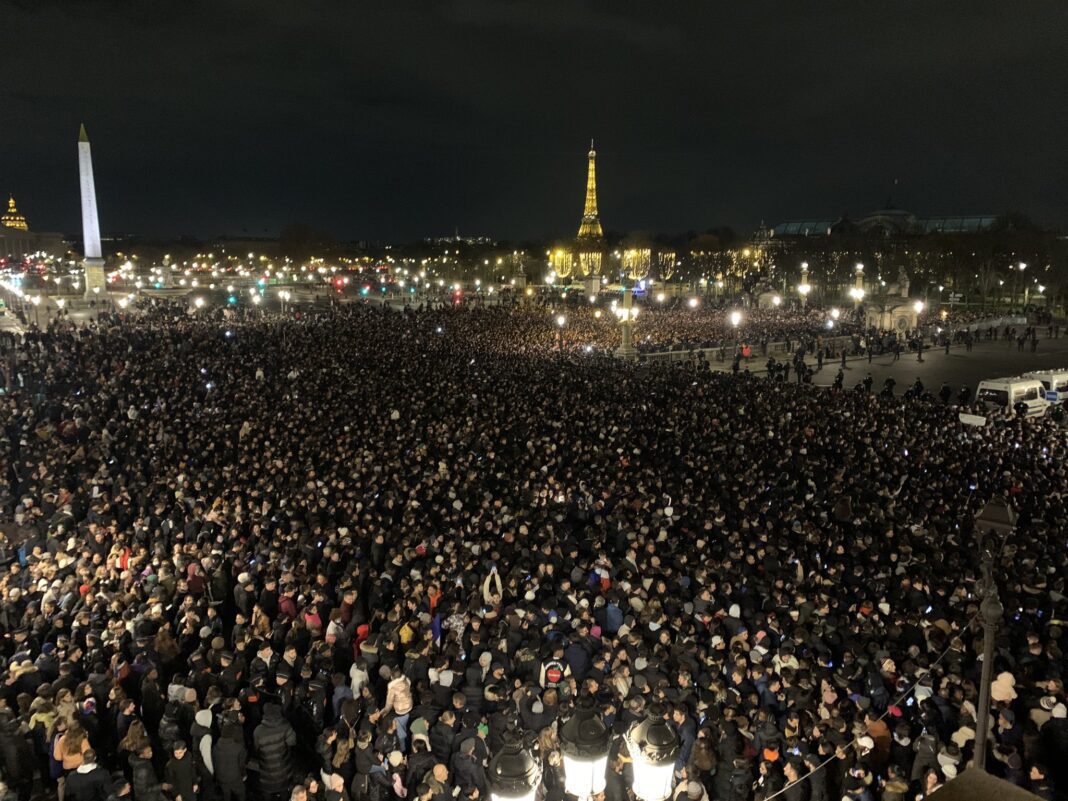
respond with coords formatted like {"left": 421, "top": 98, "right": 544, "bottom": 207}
{"left": 1, "top": 300, "right": 1067, "bottom": 801}
{"left": 411, "top": 302, "right": 859, "bottom": 356}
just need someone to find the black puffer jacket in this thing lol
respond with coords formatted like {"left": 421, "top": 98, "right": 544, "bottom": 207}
{"left": 212, "top": 723, "right": 247, "bottom": 787}
{"left": 253, "top": 703, "right": 296, "bottom": 797}
{"left": 131, "top": 755, "right": 162, "bottom": 801}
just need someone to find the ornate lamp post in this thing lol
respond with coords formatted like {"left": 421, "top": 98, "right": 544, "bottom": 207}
{"left": 560, "top": 700, "right": 610, "bottom": 801}
{"left": 972, "top": 496, "right": 1015, "bottom": 771}
{"left": 489, "top": 729, "right": 542, "bottom": 801}
{"left": 850, "top": 263, "right": 866, "bottom": 309}
{"left": 279, "top": 289, "right": 292, "bottom": 314}
{"left": 625, "top": 703, "right": 680, "bottom": 801}
{"left": 615, "top": 284, "right": 638, "bottom": 361}
{"left": 798, "top": 262, "right": 811, "bottom": 310}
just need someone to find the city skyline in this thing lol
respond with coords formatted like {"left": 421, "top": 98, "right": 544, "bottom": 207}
{"left": 2, "top": 2, "right": 1066, "bottom": 241}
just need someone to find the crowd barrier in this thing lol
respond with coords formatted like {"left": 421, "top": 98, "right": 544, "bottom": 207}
{"left": 637, "top": 316, "right": 1032, "bottom": 364}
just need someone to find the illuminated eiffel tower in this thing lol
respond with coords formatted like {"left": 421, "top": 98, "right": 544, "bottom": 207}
{"left": 577, "top": 139, "right": 603, "bottom": 240}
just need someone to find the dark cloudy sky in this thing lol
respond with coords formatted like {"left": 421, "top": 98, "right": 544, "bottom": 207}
{"left": 2, "top": 1, "right": 1066, "bottom": 242}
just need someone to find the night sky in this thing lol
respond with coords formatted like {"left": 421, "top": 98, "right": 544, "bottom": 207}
{"left": 3, "top": 1, "right": 1066, "bottom": 242}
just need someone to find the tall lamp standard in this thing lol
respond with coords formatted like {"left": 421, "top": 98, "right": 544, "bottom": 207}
{"left": 615, "top": 283, "right": 639, "bottom": 361}
{"left": 625, "top": 703, "right": 680, "bottom": 801}
{"left": 279, "top": 289, "right": 292, "bottom": 315}
{"left": 850, "top": 263, "right": 866, "bottom": 310}
{"left": 798, "top": 262, "right": 811, "bottom": 310}
{"left": 972, "top": 496, "right": 1015, "bottom": 771}
{"left": 555, "top": 314, "right": 567, "bottom": 351}
{"left": 560, "top": 700, "right": 610, "bottom": 801}
{"left": 489, "top": 729, "right": 542, "bottom": 801}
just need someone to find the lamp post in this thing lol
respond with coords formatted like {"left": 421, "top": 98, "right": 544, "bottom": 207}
{"left": 279, "top": 289, "right": 292, "bottom": 315}
{"left": 30, "top": 295, "right": 41, "bottom": 328}
{"left": 560, "top": 701, "right": 610, "bottom": 801}
{"left": 972, "top": 496, "right": 1015, "bottom": 772}
{"left": 489, "top": 729, "right": 542, "bottom": 801}
{"left": 625, "top": 703, "right": 680, "bottom": 801}
{"left": 851, "top": 263, "right": 866, "bottom": 310}
{"left": 615, "top": 283, "right": 638, "bottom": 361}
{"left": 798, "top": 262, "right": 811, "bottom": 310}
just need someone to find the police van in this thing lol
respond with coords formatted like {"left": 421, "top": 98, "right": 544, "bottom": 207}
{"left": 1022, "top": 370, "right": 1068, "bottom": 403}
{"left": 975, "top": 377, "right": 1050, "bottom": 417}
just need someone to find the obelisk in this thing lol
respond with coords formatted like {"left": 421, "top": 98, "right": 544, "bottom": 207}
{"left": 78, "top": 124, "right": 107, "bottom": 297}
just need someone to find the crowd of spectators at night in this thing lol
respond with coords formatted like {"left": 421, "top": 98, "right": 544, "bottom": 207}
{"left": 413, "top": 302, "right": 860, "bottom": 356}
{"left": 0, "top": 300, "right": 1066, "bottom": 801}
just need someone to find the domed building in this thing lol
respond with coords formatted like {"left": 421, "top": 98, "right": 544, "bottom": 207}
{"left": 1, "top": 196, "right": 28, "bottom": 231}
{"left": 0, "top": 195, "right": 65, "bottom": 259}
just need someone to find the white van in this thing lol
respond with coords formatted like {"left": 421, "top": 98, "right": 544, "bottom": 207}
{"left": 1022, "top": 370, "right": 1068, "bottom": 403}
{"left": 975, "top": 377, "right": 1050, "bottom": 417}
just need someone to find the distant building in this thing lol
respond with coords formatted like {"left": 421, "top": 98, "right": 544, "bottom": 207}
{"left": 770, "top": 207, "right": 997, "bottom": 239}
{"left": 2, "top": 196, "right": 28, "bottom": 231}
{"left": 0, "top": 195, "right": 66, "bottom": 259}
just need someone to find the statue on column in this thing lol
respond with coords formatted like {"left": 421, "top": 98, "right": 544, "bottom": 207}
{"left": 897, "top": 265, "right": 910, "bottom": 298}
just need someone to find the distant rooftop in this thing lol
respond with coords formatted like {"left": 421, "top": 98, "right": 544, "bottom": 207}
{"left": 771, "top": 209, "right": 997, "bottom": 238}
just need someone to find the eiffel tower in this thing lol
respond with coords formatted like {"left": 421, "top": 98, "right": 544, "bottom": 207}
{"left": 577, "top": 139, "right": 603, "bottom": 240}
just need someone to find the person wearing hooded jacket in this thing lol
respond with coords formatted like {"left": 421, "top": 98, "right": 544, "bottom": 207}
{"left": 211, "top": 718, "right": 247, "bottom": 801}
{"left": 254, "top": 703, "right": 297, "bottom": 801}
{"left": 190, "top": 709, "right": 215, "bottom": 799}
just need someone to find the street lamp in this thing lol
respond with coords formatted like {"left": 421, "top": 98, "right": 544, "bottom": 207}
{"left": 625, "top": 704, "right": 679, "bottom": 801}
{"left": 279, "top": 289, "right": 292, "bottom": 314}
{"left": 972, "top": 496, "right": 1015, "bottom": 772}
{"left": 913, "top": 300, "right": 925, "bottom": 315}
{"left": 194, "top": 297, "right": 206, "bottom": 309}
{"left": 771, "top": 295, "right": 781, "bottom": 307}
{"left": 729, "top": 310, "right": 742, "bottom": 328}
{"left": 559, "top": 700, "right": 610, "bottom": 801}
{"left": 799, "top": 262, "right": 811, "bottom": 309}
{"left": 830, "top": 308, "right": 840, "bottom": 320}
{"left": 488, "top": 729, "right": 542, "bottom": 801}
{"left": 615, "top": 290, "right": 639, "bottom": 361}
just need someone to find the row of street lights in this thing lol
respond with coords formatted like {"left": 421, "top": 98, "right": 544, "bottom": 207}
{"left": 489, "top": 703, "right": 679, "bottom": 801}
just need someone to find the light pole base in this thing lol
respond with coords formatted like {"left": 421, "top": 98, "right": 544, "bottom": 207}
{"left": 616, "top": 345, "right": 637, "bottom": 361}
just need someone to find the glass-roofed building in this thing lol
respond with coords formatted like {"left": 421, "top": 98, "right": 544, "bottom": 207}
{"left": 770, "top": 208, "right": 998, "bottom": 240}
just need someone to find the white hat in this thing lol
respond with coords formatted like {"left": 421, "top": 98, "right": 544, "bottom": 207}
{"left": 991, "top": 672, "right": 1017, "bottom": 702}
{"left": 942, "top": 764, "right": 957, "bottom": 780}
{"left": 1052, "top": 703, "right": 1067, "bottom": 719}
